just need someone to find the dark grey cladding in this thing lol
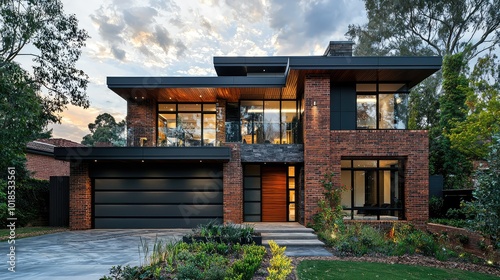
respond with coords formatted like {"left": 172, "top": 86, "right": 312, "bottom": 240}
{"left": 241, "top": 144, "right": 304, "bottom": 162}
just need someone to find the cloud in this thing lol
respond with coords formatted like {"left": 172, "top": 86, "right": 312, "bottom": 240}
{"left": 111, "top": 46, "right": 126, "bottom": 60}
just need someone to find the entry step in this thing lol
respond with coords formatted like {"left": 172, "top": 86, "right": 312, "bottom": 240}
{"left": 260, "top": 232, "right": 318, "bottom": 240}
{"left": 262, "top": 239, "right": 325, "bottom": 247}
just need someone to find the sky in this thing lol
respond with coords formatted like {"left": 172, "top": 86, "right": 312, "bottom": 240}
{"left": 44, "top": 0, "right": 367, "bottom": 142}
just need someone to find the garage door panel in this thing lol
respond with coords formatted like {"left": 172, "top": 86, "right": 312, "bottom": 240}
{"left": 94, "top": 218, "right": 223, "bottom": 229}
{"left": 95, "top": 191, "right": 223, "bottom": 204}
{"left": 95, "top": 204, "right": 223, "bottom": 217}
{"left": 91, "top": 163, "right": 223, "bottom": 178}
{"left": 95, "top": 178, "right": 223, "bottom": 191}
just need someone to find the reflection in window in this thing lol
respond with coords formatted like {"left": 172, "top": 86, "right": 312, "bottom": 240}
{"left": 341, "top": 159, "right": 404, "bottom": 220}
{"left": 240, "top": 100, "right": 298, "bottom": 144}
{"left": 356, "top": 84, "right": 409, "bottom": 129}
{"left": 157, "top": 103, "right": 216, "bottom": 147}
{"left": 357, "top": 95, "right": 377, "bottom": 129}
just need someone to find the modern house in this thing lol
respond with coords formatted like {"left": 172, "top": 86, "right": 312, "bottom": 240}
{"left": 55, "top": 41, "right": 441, "bottom": 230}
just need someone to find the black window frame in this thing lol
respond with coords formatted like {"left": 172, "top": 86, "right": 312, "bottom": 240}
{"left": 341, "top": 157, "right": 406, "bottom": 220}
{"left": 157, "top": 102, "right": 217, "bottom": 147}
{"left": 356, "top": 83, "right": 410, "bottom": 130}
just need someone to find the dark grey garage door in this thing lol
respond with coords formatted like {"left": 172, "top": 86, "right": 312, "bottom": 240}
{"left": 91, "top": 162, "right": 223, "bottom": 228}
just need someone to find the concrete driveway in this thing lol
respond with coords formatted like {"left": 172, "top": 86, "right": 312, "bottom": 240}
{"left": 1, "top": 229, "right": 191, "bottom": 280}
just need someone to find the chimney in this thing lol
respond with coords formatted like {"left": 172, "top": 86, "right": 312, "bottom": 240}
{"left": 323, "top": 41, "right": 354, "bottom": 56}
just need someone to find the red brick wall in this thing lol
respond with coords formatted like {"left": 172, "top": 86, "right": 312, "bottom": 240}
{"left": 127, "top": 99, "right": 156, "bottom": 147}
{"left": 303, "top": 75, "right": 331, "bottom": 225}
{"left": 223, "top": 143, "right": 243, "bottom": 223}
{"left": 69, "top": 162, "right": 92, "bottom": 230}
{"left": 26, "top": 153, "right": 70, "bottom": 180}
{"left": 330, "top": 130, "right": 429, "bottom": 225}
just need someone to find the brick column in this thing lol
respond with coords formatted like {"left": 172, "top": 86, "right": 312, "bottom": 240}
{"left": 69, "top": 161, "right": 92, "bottom": 230}
{"left": 303, "top": 75, "right": 331, "bottom": 225}
{"left": 222, "top": 143, "right": 243, "bottom": 223}
{"left": 127, "top": 99, "right": 156, "bottom": 147}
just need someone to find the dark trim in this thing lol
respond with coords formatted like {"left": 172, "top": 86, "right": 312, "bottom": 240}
{"left": 107, "top": 76, "right": 286, "bottom": 89}
{"left": 54, "top": 147, "right": 231, "bottom": 162}
{"left": 26, "top": 148, "right": 54, "bottom": 157}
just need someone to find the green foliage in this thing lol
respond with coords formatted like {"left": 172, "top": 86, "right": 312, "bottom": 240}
{"left": 408, "top": 73, "right": 442, "bottom": 130}
{"left": 463, "top": 134, "right": 500, "bottom": 247}
{"left": 226, "top": 245, "right": 266, "bottom": 280}
{"left": 0, "top": 178, "right": 49, "bottom": 227}
{"left": 429, "top": 196, "right": 445, "bottom": 218}
{"left": 1, "top": 0, "right": 90, "bottom": 118}
{"left": 267, "top": 241, "right": 293, "bottom": 280}
{"left": 448, "top": 54, "right": 500, "bottom": 159}
{"left": 103, "top": 240, "right": 266, "bottom": 280}
{"left": 347, "top": 0, "right": 500, "bottom": 59}
{"left": 81, "top": 113, "right": 126, "bottom": 146}
{"left": 0, "top": 61, "right": 51, "bottom": 179}
{"left": 311, "top": 172, "right": 345, "bottom": 232}
{"left": 187, "top": 220, "right": 256, "bottom": 244}
{"left": 430, "top": 53, "right": 473, "bottom": 189}
{"left": 429, "top": 218, "right": 468, "bottom": 229}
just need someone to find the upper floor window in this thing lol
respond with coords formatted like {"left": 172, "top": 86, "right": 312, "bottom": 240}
{"left": 356, "top": 84, "right": 409, "bottom": 129}
{"left": 239, "top": 100, "right": 299, "bottom": 144}
{"left": 157, "top": 103, "right": 216, "bottom": 147}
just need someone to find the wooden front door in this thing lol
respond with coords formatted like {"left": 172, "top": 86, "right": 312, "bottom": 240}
{"left": 261, "top": 166, "right": 287, "bottom": 222}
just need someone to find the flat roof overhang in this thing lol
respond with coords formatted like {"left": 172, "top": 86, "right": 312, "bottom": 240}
{"left": 54, "top": 147, "right": 231, "bottom": 163}
{"left": 108, "top": 55, "right": 441, "bottom": 102}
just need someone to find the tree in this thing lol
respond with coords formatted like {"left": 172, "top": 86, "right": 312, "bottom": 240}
{"left": 448, "top": 54, "right": 500, "bottom": 159}
{"left": 347, "top": 0, "right": 500, "bottom": 59}
{"left": 0, "top": 61, "right": 50, "bottom": 178}
{"left": 464, "top": 134, "right": 500, "bottom": 247}
{"left": 82, "top": 113, "right": 126, "bottom": 146}
{"left": 1, "top": 0, "right": 90, "bottom": 121}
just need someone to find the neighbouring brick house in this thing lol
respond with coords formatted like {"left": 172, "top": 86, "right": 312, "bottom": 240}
{"left": 26, "top": 139, "right": 85, "bottom": 180}
{"left": 56, "top": 41, "right": 441, "bottom": 230}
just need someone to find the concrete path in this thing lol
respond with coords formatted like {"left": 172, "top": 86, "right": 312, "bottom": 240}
{"left": 0, "top": 229, "right": 190, "bottom": 280}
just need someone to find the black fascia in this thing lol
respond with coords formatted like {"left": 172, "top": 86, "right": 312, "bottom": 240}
{"left": 54, "top": 147, "right": 232, "bottom": 162}
{"left": 107, "top": 76, "right": 286, "bottom": 89}
{"left": 26, "top": 148, "right": 53, "bottom": 157}
{"left": 287, "top": 56, "right": 442, "bottom": 70}
{"left": 213, "top": 56, "right": 289, "bottom": 76}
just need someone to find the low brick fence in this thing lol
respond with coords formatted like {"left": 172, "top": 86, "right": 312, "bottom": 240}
{"left": 427, "top": 223, "right": 498, "bottom": 263}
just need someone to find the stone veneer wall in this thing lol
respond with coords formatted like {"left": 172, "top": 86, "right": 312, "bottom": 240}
{"left": 222, "top": 143, "right": 243, "bottom": 223}
{"left": 240, "top": 144, "right": 304, "bottom": 162}
{"left": 69, "top": 161, "right": 92, "bottom": 230}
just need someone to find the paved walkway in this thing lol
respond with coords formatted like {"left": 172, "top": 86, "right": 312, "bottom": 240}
{"left": 0, "top": 229, "right": 190, "bottom": 280}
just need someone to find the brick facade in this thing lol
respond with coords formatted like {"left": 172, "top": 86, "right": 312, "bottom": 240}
{"left": 127, "top": 99, "right": 156, "bottom": 147}
{"left": 303, "top": 75, "right": 331, "bottom": 225}
{"left": 222, "top": 143, "right": 243, "bottom": 223}
{"left": 26, "top": 153, "right": 70, "bottom": 180}
{"left": 330, "top": 130, "right": 429, "bottom": 226}
{"left": 69, "top": 162, "right": 92, "bottom": 230}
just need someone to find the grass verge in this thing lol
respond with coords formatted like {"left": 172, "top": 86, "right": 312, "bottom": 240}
{"left": 0, "top": 227, "right": 68, "bottom": 241}
{"left": 297, "top": 260, "right": 499, "bottom": 280}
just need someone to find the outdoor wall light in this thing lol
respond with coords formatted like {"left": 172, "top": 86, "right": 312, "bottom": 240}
{"left": 313, "top": 101, "right": 317, "bottom": 106}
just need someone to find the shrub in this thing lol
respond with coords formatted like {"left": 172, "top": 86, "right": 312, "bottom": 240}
{"left": 267, "top": 241, "right": 292, "bottom": 280}
{"left": 177, "top": 263, "right": 203, "bottom": 280}
{"left": 0, "top": 178, "right": 49, "bottom": 227}
{"left": 429, "top": 196, "right": 445, "bottom": 218}
{"left": 186, "top": 220, "right": 256, "bottom": 244}
{"left": 311, "top": 172, "right": 345, "bottom": 232}
{"left": 227, "top": 245, "right": 266, "bottom": 280}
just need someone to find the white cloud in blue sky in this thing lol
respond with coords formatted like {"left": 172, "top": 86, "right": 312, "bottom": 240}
{"left": 47, "top": 0, "right": 366, "bottom": 142}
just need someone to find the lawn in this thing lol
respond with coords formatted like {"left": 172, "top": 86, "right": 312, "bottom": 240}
{"left": 297, "top": 260, "right": 499, "bottom": 280}
{"left": 0, "top": 227, "right": 67, "bottom": 241}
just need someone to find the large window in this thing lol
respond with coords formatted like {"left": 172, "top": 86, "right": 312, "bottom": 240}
{"left": 240, "top": 100, "right": 299, "bottom": 144}
{"left": 157, "top": 103, "right": 216, "bottom": 147}
{"left": 356, "top": 84, "right": 409, "bottom": 129}
{"left": 341, "top": 158, "right": 405, "bottom": 220}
